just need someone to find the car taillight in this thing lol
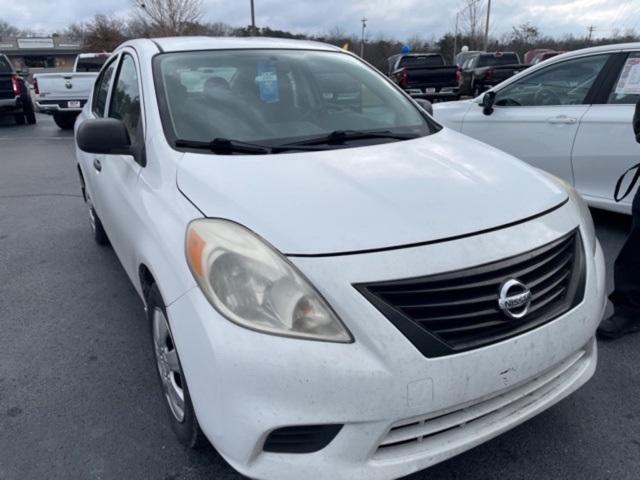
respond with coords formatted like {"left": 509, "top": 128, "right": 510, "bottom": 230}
{"left": 455, "top": 68, "right": 461, "bottom": 83}
{"left": 33, "top": 78, "right": 39, "bottom": 95}
{"left": 484, "top": 69, "right": 494, "bottom": 81}
{"left": 399, "top": 68, "right": 409, "bottom": 88}
{"left": 11, "top": 75, "right": 20, "bottom": 96}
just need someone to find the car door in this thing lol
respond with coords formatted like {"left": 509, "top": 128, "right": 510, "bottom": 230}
{"left": 80, "top": 54, "right": 119, "bottom": 211}
{"left": 94, "top": 50, "right": 145, "bottom": 281}
{"left": 572, "top": 52, "right": 639, "bottom": 213}
{"left": 461, "top": 53, "right": 611, "bottom": 185}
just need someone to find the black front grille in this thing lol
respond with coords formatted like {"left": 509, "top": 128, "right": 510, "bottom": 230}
{"left": 357, "top": 230, "right": 585, "bottom": 357}
{"left": 263, "top": 425, "right": 343, "bottom": 454}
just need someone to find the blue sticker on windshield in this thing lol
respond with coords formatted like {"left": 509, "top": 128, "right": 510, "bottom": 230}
{"left": 256, "top": 60, "right": 279, "bottom": 103}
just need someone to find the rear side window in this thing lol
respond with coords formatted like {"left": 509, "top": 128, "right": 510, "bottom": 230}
{"left": 495, "top": 54, "right": 608, "bottom": 107}
{"left": 109, "top": 54, "right": 142, "bottom": 141}
{"left": 608, "top": 53, "right": 640, "bottom": 105}
{"left": 0, "top": 56, "right": 12, "bottom": 74}
{"left": 92, "top": 60, "right": 117, "bottom": 117}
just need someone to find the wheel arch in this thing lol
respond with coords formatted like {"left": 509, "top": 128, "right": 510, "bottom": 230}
{"left": 139, "top": 263, "right": 157, "bottom": 304}
{"left": 76, "top": 164, "right": 87, "bottom": 202}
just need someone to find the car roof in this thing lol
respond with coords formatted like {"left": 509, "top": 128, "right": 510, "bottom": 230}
{"left": 540, "top": 42, "right": 640, "bottom": 64}
{"left": 77, "top": 53, "right": 112, "bottom": 58}
{"left": 126, "top": 36, "right": 342, "bottom": 53}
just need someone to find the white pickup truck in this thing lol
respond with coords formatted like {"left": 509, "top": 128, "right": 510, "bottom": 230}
{"left": 34, "top": 53, "right": 110, "bottom": 129}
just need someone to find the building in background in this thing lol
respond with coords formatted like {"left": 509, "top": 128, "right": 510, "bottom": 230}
{"left": 0, "top": 37, "right": 81, "bottom": 74}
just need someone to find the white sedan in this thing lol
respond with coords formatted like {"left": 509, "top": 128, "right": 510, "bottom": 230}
{"left": 74, "top": 37, "right": 605, "bottom": 480}
{"left": 434, "top": 42, "right": 640, "bottom": 214}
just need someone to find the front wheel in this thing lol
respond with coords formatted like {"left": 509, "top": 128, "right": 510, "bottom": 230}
{"left": 148, "top": 284, "right": 207, "bottom": 449}
{"left": 472, "top": 83, "right": 482, "bottom": 97}
{"left": 53, "top": 113, "right": 77, "bottom": 130}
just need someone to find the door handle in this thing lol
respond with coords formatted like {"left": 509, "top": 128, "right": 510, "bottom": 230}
{"left": 93, "top": 158, "right": 102, "bottom": 172}
{"left": 547, "top": 115, "right": 577, "bottom": 125}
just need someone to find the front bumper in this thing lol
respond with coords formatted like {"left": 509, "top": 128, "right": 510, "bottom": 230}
{"left": 166, "top": 202, "right": 606, "bottom": 480}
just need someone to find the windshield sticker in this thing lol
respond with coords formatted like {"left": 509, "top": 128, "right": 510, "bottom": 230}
{"left": 256, "top": 60, "right": 280, "bottom": 103}
{"left": 615, "top": 57, "right": 640, "bottom": 95}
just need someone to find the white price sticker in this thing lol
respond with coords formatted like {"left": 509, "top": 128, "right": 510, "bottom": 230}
{"left": 614, "top": 58, "right": 640, "bottom": 95}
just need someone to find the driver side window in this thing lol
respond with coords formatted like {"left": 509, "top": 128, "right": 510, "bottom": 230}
{"left": 494, "top": 54, "right": 609, "bottom": 107}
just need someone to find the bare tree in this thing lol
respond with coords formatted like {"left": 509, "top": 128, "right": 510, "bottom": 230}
{"left": 134, "top": 0, "right": 204, "bottom": 36}
{"left": 458, "top": 0, "right": 486, "bottom": 49}
{"left": 0, "top": 19, "right": 20, "bottom": 38}
{"left": 82, "top": 15, "right": 127, "bottom": 52}
{"left": 63, "top": 22, "right": 87, "bottom": 42}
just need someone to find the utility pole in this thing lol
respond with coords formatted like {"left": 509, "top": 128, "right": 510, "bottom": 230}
{"left": 587, "top": 25, "right": 596, "bottom": 43}
{"left": 454, "top": 12, "right": 459, "bottom": 62}
{"left": 360, "top": 17, "right": 368, "bottom": 58}
{"left": 250, "top": 0, "right": 257, "bottom": 35}
{"left": 483, "top": 0, "right": 492, "bottom": 51}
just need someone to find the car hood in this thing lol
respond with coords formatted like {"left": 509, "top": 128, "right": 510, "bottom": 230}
{"left": 177, "top": 128, "right": 568, "bottom": 255}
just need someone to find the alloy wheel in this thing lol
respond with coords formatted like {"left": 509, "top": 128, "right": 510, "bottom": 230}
{"left": 152, "top": 308, "right": 185, "bottom": 423}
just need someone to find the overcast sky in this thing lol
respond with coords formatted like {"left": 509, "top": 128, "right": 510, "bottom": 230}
{"left": 3, "top": 0, "right": 640, "bottom": 40}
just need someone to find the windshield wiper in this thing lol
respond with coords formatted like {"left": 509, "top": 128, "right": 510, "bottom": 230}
{"left": 175, "top": 138, "right": 271, "bottom": 155}
{"left": 279, "top": 130, "right": 419, "bottom": 147}
{"left": 176, "top": 138, "right": 335, "bottom": 155}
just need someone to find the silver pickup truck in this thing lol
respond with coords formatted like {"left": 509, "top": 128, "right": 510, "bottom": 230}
{"left": 33, "top": 53, "right": 110, "bottom": 129}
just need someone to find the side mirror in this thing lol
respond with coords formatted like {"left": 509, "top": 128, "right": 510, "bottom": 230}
{"left": 415, "top": 98, "right": 434, "bottom": 116}
{"left": 481, "top": 91, "right": 496, "bottom": 116}
{"left": 77, "top": 118, "right": 132, "bottom": 155}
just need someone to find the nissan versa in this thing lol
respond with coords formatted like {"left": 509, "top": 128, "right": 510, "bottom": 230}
{"left": 74, "top": 37, "right": 607, "bottom": 480}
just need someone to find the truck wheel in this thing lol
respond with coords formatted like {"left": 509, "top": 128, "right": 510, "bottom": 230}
{"left": 147, "top": 283, "right": 208, "bottom": 449}
{"left": 53, "top": 113, "right": 77, "bottom": 130}
{"left": 473, "top": 84, "right": 482, "bottom": 97}
{"left": 14, "top": 114, "right": 25, "bottom": 125}
{"left": 24, "top": 100, "right": 36, "bottom": 125}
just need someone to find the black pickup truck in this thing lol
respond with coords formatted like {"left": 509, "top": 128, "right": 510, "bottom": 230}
{"left": 459, "top": 52, "right": 526, "bottom": 97}
{"left": 0, "top": 54, "right": 36, "bottom": 125}
{"left": 388, "top": 53, "right": 459, "bottom": 101}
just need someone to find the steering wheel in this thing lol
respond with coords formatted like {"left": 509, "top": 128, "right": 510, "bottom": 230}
{"left": 533, "top": 88, "right": 562, "bottom": 106}
{"left": 203, "top": 91, "right": 273, "bottom": 136}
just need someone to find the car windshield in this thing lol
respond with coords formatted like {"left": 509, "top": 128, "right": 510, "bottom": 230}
{"left": 154, "top": 49, "right": 436, "bottom": 150}
{"left": 0, "top": 56, "right": 13, "bottom": 74}
{"left": 477, "top": 54, "right": 519, "bottom": 67}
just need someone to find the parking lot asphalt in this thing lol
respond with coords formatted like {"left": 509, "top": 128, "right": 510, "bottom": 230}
{"left": 0, "top": 114, "right": 638, "bottom": 480}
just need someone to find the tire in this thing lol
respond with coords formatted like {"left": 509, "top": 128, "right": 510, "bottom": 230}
{"left": 24, "top": 99, "right": 36, "bottom": 125}
{"left": 147, "top": 283, "right": 208, "bottom": 449}
{"left": 53, "top": 113, "right": 77, "bottom": 130}
{"left": 88, "top": 206, "right": 109, "bottom": 246}
{"left": 472, "top": 83, "right": 482, "bottom": 98}
{"left": 14, "top": 114, "right": 25, "bottom": 125}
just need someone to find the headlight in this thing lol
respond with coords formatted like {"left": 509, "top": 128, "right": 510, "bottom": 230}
{"left": 566, "top": 185, "right": 597, "bottom": 254}
{"left": 185, "top": 219, "right": 352, "bottom": 343}
{"left": 538, "top": 170, "right": 596, "bottom": 254}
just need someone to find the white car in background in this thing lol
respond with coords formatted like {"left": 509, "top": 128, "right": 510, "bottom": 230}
{"left": 74, "top": 37, "right": 606, "bottom": 480}
{"left": 434, "top": 43, "right": 640, "bottom": 214}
